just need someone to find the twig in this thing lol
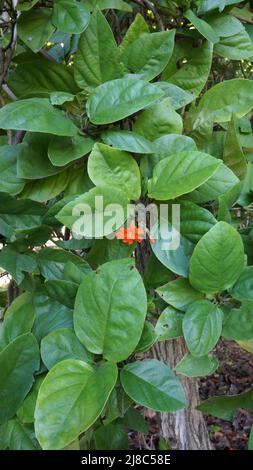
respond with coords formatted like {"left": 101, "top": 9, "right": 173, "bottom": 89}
{"left": 2, "top": 83, "right": 17, "bottom": 100}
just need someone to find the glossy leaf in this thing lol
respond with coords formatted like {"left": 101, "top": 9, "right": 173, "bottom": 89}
{"left": 18, "top": 8, "right": 54, "bottom": 52}
{"left": 35, "top": 360, "right": 118, "bottom": 449}
{"left": 74, "top": 259, "right": 147, "bottom": 362}
{"left": 52, "top": 0, "right": 90, "bottom": 34}
{"left": 86, "top": 77, "right": 164, "bottom": 125}
{"left": 101, "top": 130, "right": 156, "bottom": 154}
{"left": 185, "top": 9, "right": 219, "bottom": 43}
{"left": 48, "top": 135, "right": 94, "bottom": 166}
{"left": 155, "top": 307, "right": 184, "bottom": 341}
{"left": 120, "top": 359, "right": 187, "bottom": 412}
{"left": 156, "top": 279, "right": 203, "bottom": 312}
{"left": 175, "top": 353, "right": 219, "bottom": 377}
{"left": 230, "top": 266, "right": 253, "bottom": 301}
{"left": 223, "top": 117, "right": 247, "bottom": 180}
{"left": 189, "top": 221, "right": 245, "bottom": 294}
{"left": 0, "top": 293, "right": 35, "bottom": 351}
{"left": 222, "top": 302, "right": 253, "bottom": 340}
{"left": 0, "top": 145, "right": 25, "bottom": 195}
{"left": 182, "top": 300, "right": 223, "bottom": 357}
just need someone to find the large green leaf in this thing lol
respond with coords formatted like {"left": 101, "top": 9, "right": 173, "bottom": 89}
{"left": 0, "top": 293, "right": 35, "bottom": 351}
{"left": 162, "top": 39, "right": 213, "bottom": 103}
{"left": 0, "top": 333, "right": 40, "bottom": 424}
{"left": 222, "top": 302, "right": 253, "bottom": 340}
{"left": 17, "top": 376, "right": 45, "bottom": 424}
{"left": 207, "top": 13, "right": 244, "bottom": 37}
{"left": 189, "top": 221, "right": 245, "bottom": 294}
{"left": 20, "top": 170, "right": 70, "bottom": 203}
{"left": 154, "top": 134, "right": 197, "bottom": 160}
{"left": 230, "top": 266, "right": 253, "bottom": 301}
{"left": 133, "top": 98, "right": 183, "bottom": 141}
{"left": 122, "top": 30, "right": 175, "bottom": 81}
{"left": 0, "top": 246, "right": 37, "bottom": 284}
{"left": 175, "top": 353, "right": 219, "bottom": 378}
{"left": 35, "top": 360, "right": 117, "bottom": 449}
{"left": 0, "top": 418, "right": 39, "bottom": 450}
{"left": 151, "top": 219, "right": 194, "bottom": 277}
{"left": 178, "top": 201, "right": 217, "bottom": 243}
{"left": 86, "top": 77, "right": 164, "bottom": 125}
{"left": 74, "top": 8, "right": 122, "bottom": 91}
{"left": 41, "top": 328, "right": 92, "bottom": 369}
{"left": 7, "top": 56, "right": 79, "bottom": 98}
{"left": 18, "top": 8, "right": 54, "bottom": 52}
{"left": 214, "top": 29, "right": 253, "bottom": 60}
{"left": 120, "top": 13, "right": 148, "bottom": 51}
{"left": 148, "top": 151, "right": 221, "bottom": 200}
{"left": 194, "top": 79, "right": 253, "bottom": 127}
{"left": 37, "top": 248, "right": 91, "bottom": 280}
{"left": 223, "top": 117, "right": 247, "bottom": 180}
{"left": 101, "top": 130, "right": 156, "bottom": 154}
{"left": 156, "top": 279, "right": 203, "bottom": 312}
{"left": 94, "top": 423, "right": 128, "bottom": 450}
{"left": 197, "top": 389, "right": 253, "bottom": 421}
{"left": 120, "top": 359, "right": 187, "bottom": 412}
{"left": 17, "top": 134, "right": 62, "bottom": 179}
{"left": 74, "top": 259, "right": 147, "bottom": 362}
{"left": 185, "top": 9, "right": 219, "bottom": 43}
{"left": 52, "top": 0, "right": 90, "bottom": 34}
{"left": 183, "top": 300, "right": 223, "bottom": 356}
{"left": 0, "top": 99, "right": 77, "bottom": 136}
{"left": 85, "top": 238, "right": 132, "bottom": 269}
{"left": 48, "top": 134, "right": 94, "bottom": 166}
{"left": 85, "top": 0, "right": 132, "bottom": 12}
{"left": 0, "top": 145, "right": 25, "bottom": 195}
{"left": 57, "top": 185, "right": 129, "bottom": 237}
{"left": 87, "top": 143, "right": 141, "bottom": 200}
{"left": 188, "top": 162, "right": 239, "bottom": 203}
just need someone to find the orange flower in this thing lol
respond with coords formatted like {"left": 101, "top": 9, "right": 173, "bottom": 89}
{"left": 116, "top": 224, "right": 146, "bottom": 245}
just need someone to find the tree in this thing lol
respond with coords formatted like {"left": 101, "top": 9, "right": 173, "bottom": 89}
{"left": 0, "top": 0, "right": 253, "bottom": 451}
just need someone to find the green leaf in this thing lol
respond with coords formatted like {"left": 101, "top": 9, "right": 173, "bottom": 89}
{"left": 86, "top": 77, "right": 164, "bottom": 125}
{"left": 207, "top": 13, "right": 244, "bottom": 38}
{"left": 162, "top": 39, "right": 213, "bottom": 103}
{"left": 148, "top": 151, "right": 221, "bottom": 200}
{"left": 48, "top": 134, "right": 94, "bottom": 167}
{"left": 143, "top": 253, "right": 173, "bottom": 289}
{"left": 52, "top": 0, "right": 90, "bottom": 34}
{"left": 214, "top": 29, "right": 253, "bottom": 60}
{"left": 17, "top": 134, "right": 62, "bottom": 180}
{"left": 133, "top": 98, "right": 183, "bottom": 141}
{"left": 87, "top": 143, "right": 141, "bottom": 200}
{"left": 85, "top": 0, "right": 132, "bottom": 12}
{"left": 101, "top": 130, "right": 156, "bottom": 154}
{"left": 120, "top": 359, "right": 187, "bottom": 412}
{"left": 122, "top": 30, "right": 175, "bottom": 81}
{"left": 0, "top": 99, "right": 77, "bottom": 136}
{"left": 35, "top": 360, "right": 118, "bottom": 449}
{"left": 17, "top": 0, "right": 39, "bottom": 11}
{"left": 41, "top": 328, "right": 92, "bottom": 369}
{"left": 175, "top": 353, "right": 219, "bottom": 377}
{"left": 194, "top": 79, "right": 253, "bottom": 127}
{"left": 154, "top": 82, "right": 193, "bottom": 110}
{"left": 7, "top": 56, "right": 79, "bottom": 99}
{"left": 188, "top": 163, "right": 239, "bottom": 203}
{"left": 0, "top": 333, "right": 40, "bottom": 424}
{"left": 0, "top": 145, "right": 25, "bottom": 195}
{"left": 154, "top": 134, "right": 197, "bottom": 160}
{"left": 178, "top": 201, "right": 217, "bottom": 243}
{"left": 151, "top": 219, "right": 194, "bottom": 277}
{"left": 32, "top": 293, "right": 73, "bottom": 343}
{"left": 0, "top": 418, "right": 39, "bottom": 450}
{"left": 185, "top": 9, "right": 219, "bottom": 43}
{"left": 86, "top": 237, "right": 133, "bottom": 269}
{"left": 43, "top": 280, "right": 78, "bottom": 308}
{"left": 74, "top": 8, "right": 122, "bottom": 91}
{"left": 0, "top": 194, "right": 47, "bottom": 239}
{"left": 222, "top": 302, "right": 253, "bottom": 340}
{"left": 223, "top": 116, "right": 247, "bottom": 180}
{"left": 0, "top": 246, "right": 37, "bottom": 284}
{"left": 20, "top": 170, "right": 70, "bottom": 203}
{"left": 135, "top": 321, "right": 156, "bottom": 354}
{"left": 230, "top": 266, "right": 253, "bottom": 301}
{"left": 120, "top": 13, "right": 148, "bottom": 51}
{"left": 183, "top": 300, "right": 223, "bottom": 357}
{"left": 37, "top": 248, "right": 91, "bottom": 280}
{"left": 94, "top": 423, "right": 128, "bottom": 450}
{"left": 57, "top": 185, "right": 129, "bottom": 237}
{"left": 197, "top": 389, "right": 253, "bottom": 421}
{"left": 189, "top": 221, "right": 245, "bottom": 294}
{"left": 17, "top": 375, "right": 45, "bottom": 424}
{"left": 18, "top": 8, "right": 54, "bottom": 52}
{"left": 74, "top": 259, "right": 147, "bottom": 362}
{"left": 155, "top": 307, "right": 184, "bottom": 340}
{"left": 157, "top": 279, "right": 203, "bottom": 312}
{"left": 0, "top": 293, "right": 35, "bottom": 351}
{"left": 118, "top": 407, "right": 149, "bottom": 434}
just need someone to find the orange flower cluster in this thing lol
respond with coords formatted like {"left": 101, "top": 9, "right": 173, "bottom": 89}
{"left": 116, "top": 224, "right": 155, "bottom": 245}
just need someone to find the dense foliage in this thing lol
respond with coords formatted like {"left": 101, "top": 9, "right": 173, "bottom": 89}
{"left": 0, "top": 0, "right": 253, "bottom": 450}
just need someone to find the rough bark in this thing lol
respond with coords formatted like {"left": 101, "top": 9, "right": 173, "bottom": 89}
{"left": 152, "top": 339, "right": 213, "bottom": 450}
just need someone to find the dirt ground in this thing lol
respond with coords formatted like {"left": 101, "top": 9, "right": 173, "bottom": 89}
{"left": 130, "top": 339, "right": 253, "bottom": 450}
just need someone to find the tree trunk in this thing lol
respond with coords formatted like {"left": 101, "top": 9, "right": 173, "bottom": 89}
{"left": 152, "top": 338, "right": 213, "bottom": 450}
